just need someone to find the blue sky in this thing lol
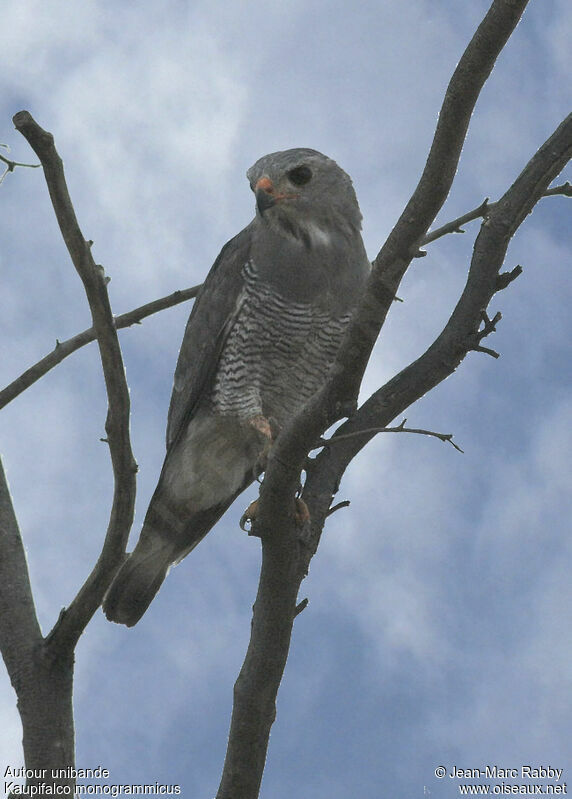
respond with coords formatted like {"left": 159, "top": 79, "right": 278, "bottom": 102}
{"left": 1, "top": 1, "right": 571, "bottom": 797}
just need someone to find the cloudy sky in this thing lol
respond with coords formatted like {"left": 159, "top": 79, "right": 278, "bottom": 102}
{"left": 1, "top": 1, "right": 571, "bottom": 796}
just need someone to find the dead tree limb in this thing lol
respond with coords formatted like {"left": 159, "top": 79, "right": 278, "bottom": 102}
{"left": 323, "top": 419, "right": 465, "bottom": 453}
{"left": 215, "top": 2, "right": 537, "bottom": 797}
{"left": 0, "top": 284, "right": 201, "bottom": 410}
{"left": 0, "top": 112, "right": 139, "bottom": 792}
{"left": 13, "top": 110, "right": 137, "bottom": 652}
{"left": 0, "top": 144, "right": 40, "bottom": 184}
{"left": 309, "top": 110, "right": 572, "bottom": 511}
{"left": 416, "top": 181, "right": 571, "bottom": 252}
{"left": 0, "top": 455, "right": 75, "bottom": 795}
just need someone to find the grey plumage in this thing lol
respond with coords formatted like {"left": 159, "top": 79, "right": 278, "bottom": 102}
{"left": 103, "top": 148, "right": 370, "bottom": 626}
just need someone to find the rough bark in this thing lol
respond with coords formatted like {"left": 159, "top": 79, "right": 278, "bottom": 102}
{"left": 0, "top": 458, "right": 75, "bottom": 794}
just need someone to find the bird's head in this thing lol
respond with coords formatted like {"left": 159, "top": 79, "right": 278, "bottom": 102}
{"left": 246, "top": 148, "right": 362, "bottom": 247}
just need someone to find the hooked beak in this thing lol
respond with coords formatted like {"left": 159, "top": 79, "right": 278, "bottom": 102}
{"left": 255, "top": 177, "right": 276, "bottom": 214}
{"left": 254, "top": 176, "right": 298, "bottom": 215}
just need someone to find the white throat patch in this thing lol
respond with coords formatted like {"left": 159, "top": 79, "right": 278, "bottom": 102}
{"left": 305, "top": 222, "right": 332, "bottom": 248}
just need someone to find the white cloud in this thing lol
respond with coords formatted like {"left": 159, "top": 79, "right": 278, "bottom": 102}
{"left": 1, "top": 1, "right": 571, "bottom": 796}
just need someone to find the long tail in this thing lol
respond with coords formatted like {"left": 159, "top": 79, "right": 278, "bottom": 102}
{"left": 102, "top": 482, "right": 255, "bottom": 627}
{"left": 102, "top": 527, "right": 178, "bottom": 627}
{"left": 102, "top": 497, "right": 217, "bottom": 627}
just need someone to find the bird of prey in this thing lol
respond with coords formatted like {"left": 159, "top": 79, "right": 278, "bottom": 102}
{"left": 103, "top": 148, "right": 370, "bottom": 626}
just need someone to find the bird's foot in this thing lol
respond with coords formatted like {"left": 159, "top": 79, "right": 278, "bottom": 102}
{"left": 239, "top": 497, "right": 310, "bottom": 534}
{"left": 240, "top": 499, "right": 259, "bottom": 533}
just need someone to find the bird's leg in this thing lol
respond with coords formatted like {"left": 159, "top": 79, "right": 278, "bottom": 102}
{"left": 248, "top": 414, "right": 280, "bottom": 476}
{"left": 248, "top": 413, "right": 273, "bottom": 441}
{"left": 241, "top": 414, "right": 309, "bottom": 533}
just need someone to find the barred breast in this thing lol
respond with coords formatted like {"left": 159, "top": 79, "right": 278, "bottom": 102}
{"left": 209, "top": 259, "right": 351, "bottom": 427}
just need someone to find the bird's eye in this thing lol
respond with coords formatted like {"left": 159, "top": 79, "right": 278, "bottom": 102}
{"left": 287, "top": 165, "right": 312, "bottom": 186}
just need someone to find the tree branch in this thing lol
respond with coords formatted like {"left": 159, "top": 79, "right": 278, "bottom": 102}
{"left": 270, "top": 0, "right": 532, "bottom": 480}
{"left": 416, "top": 198, "right": 491, "bottom": 252}
{"left": 216, "top": 3, "right": 532, "bottom": 797}
{"left": 0, "top": 284, "right": 201, "bottom": 411}
{"left": 13, "top": 111, "right": 137, "bottom": 653}
{"left": 416, "top": 182, "right": 571, "bottom": 253}
{"left": 313, "top": 111, "right": 572, "bottom": 492}
{"left": 0, "top": 144, "right": 40, "bottom": 184}
{"left": 0, "top": 456, "right": 43, "bottom": 676}
{"left": 0, "top": 456, "right": 76, "bottom": 793}
{"left": 495, "top": 264, "right": 523, "bottom": 292}
{"left": 321, "top": 418, "right": 464, "bottom": 453}
{"left": 11, "top": 170, "right": 561, "bottom": 419}
{"left": 543, "top": 180, "right": 572, "bottom": 198}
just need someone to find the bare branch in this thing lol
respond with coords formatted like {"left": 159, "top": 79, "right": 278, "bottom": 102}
{"left": 0, "top": 145, "right": 40, "bottom": 184}
{"left": 416, "top": 182, "right": 571, "bottom": 253}
{"left": 312, "top": 111, "right": 572, "bottom": 492}
{"left": 468, "top": 310, "right": 503, "bottom": 358}
{"left": 416, "top": 198, "right": 490, "bottom": 252}
{"left": 294, "top": 598, "right": 309, "bottom": 617}
{"left": 216, "top": 3, "right": 532, "bottom": 796}
{"left": 325, "top": 500, "right": 351, "bottom": 518}
{"left": 13, "top": 111, "right": 137, "bottom": 653}
{"left": 543, "top": 180, "right": 572, "bottom": 198}
{"left": 472, "top": 343, "right": 500, "bottom": 359}
{"left": 0, "top": 457, "right": 76, "bottom": 791}
{"left": 495, "top": 264, "right": 523, "bottom": 291}
{"left": 0, "top": 284, "right": 201, "bottom": 411}
{"left": 269, "top": 0, "right": 532, "bottom": 480}
{"left": 0, "top": 456, "right": 43, "bottom": 671}
{"left": 322, "top": 418, "right": 464, "bottom": 453}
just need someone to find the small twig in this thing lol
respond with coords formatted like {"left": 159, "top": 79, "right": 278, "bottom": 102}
{"left": 470, "top": 310, "right": 502, "bottom": 358}
{"left": 0, "top": 145, "right": 40, "bottom": 185}
{"left": 412, "top": 181, "right": 571, "bottom": 256}
{"left": 472, "top": 344, "right": 500, "bottom": 359}
{"left": 543, "top": 180, "right": 572, "bottom": 198}
{"left": 293, "top": 598, "right": 308, "bottom": 618}
{"left": 0, "top": 284, "right": 201, "bottom": 410}
{"left": 480, "top": 309, "right": 502, "bottom": 333}
{"left": 414, "top": 198, "right": 491, "bottom": 254}
{"left": 325, "top": 500, "right": 351, "bottom": 518}
{"left": 322, "top": 418, "right": 464, "bottom": 453}
{"left": 495, "top": 264, "right": 523, "bottom": 291}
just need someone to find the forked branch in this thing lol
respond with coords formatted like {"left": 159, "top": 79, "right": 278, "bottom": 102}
{"left": 0, "top": 457, "right": 43, "bottom": 682}
{"left": 12, "top": 111, "right": 137, "bottom": 653}
{"left": 216, "top": 3, "right": 533, "bottom": 797}
{"left": 316, "top": 111, "right": 572, "bottom": 493}
{"left": 0, "top": 144, "right": 40, "bottom": 184}
{"left": 0, "top": 284, "right": 201, "bottom": 411}
{"left": 322, "top": 419, "right": 464, "bottom": 453}
{"left": 416, "top": 181, "right": 571, "bottom": 253}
